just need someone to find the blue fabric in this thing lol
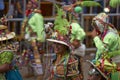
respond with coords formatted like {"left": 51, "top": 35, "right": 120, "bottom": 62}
{"left": 92, "top": 59, "right": 97, "bottom": 64}
{"left": 62, "top": 0, "right": 69, "bottom": 5}
{"left": 5, "top": 69, "right": 23, "bottom": 80}
{"left": 0, "top": 0, "right": 4, "bottom": 10}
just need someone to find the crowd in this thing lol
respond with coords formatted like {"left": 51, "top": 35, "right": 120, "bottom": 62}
{"left": 0, "top": 0, "right": 120, "bottom": 80}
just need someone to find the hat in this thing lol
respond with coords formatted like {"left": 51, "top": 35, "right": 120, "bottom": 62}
{"left": 70, "top": 22, "right": 86, "bottom": 42}
{"left": 0, "top": 32, "right": 15, "bottom": 41}
{"left": 93, "top": 13, "right": 109, "bottom": 24}
{"left": 47, "top": 34, "right": 70, "bottom": 48}
{"left": 47, "top": 39, "right": 69, "bottom": 47}
{"left": 0, "top": 25, "right": 7, "bottom": 30}
{"left": 0, "top": 25, "right": 15, "bottom": 41}
{"left": 92, "top": 13, "right": 109, "bottom": 33}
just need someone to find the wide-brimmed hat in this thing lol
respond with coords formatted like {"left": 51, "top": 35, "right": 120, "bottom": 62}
{"left": 0, "top": 25, "right": 7, "bottom": 30}
{"left": 47, "top": 33, "right": 70, "bottom": 47}
{"left": 0, "top": 32, "right": 15, "bottom": 41}
{"left": 47, "top": 39, "right": 69, "bottom": 48}
{"left": 0, "top": 25, "right": 15, "bottom": 41}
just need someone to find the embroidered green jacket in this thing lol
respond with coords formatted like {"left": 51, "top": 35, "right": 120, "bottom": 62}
{"left": 93, "top": 28, "right": 120, "bottom": 60}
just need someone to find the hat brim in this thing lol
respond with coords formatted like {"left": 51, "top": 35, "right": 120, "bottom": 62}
{"left": 47, "top": 39, "right": 69, "bottom": 47}
{"left": 0, "top": 25, "right": 7, "bottom": 30}
{"left": 0, "top": 32, "right": 15, "bottom": 41}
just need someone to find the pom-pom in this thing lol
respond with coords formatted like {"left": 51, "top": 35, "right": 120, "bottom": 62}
{"left": 74, "top": 6, "right": 82, "bottom": 13}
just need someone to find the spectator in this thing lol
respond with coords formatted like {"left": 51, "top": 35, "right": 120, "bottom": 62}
{"left": 26, "top": 1, "right": 33, "bottom": 17}
{"left": 14, "top": 0, "right": 24, "bottom": 35}
{"left": 93, "top": 0, "right": 104, "bottom": 13}
{"left": 7, "top": 0, "right": 15, "bottom": 18}
{"left": 0, "top": 0, "right": 4, "bottom": 18}
{"left": 15, "top": 0, "right": 24, "bottom": 18}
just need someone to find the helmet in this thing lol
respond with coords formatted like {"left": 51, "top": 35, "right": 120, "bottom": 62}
{"left": 92, "top": 13, "right": 109, "bottom": 33}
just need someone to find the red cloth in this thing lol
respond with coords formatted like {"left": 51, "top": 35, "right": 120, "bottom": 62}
{"left": 26, "top": 9, "right": 32, "bottom": 17}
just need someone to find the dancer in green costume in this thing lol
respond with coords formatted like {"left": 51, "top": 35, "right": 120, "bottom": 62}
{"left": 91, "top": 12, "right": 120, "bottom": 80}
{"left": 25, "top": 9, "right": 45, "bottom": 42}
{"left": 21, "top": 8, "right": 45, "bottom": 80}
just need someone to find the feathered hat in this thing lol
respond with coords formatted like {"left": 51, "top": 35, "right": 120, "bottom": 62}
{"left": 54, "top": 4, "right": 69, "bottom": 36}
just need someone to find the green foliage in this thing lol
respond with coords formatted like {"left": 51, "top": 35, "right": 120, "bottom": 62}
{"left": 80, "top": 1, "right": 102, "bottom": 7}
{"left": 109, "top": 0, "right": 120, "bottom": 8}
{"left": 55, "top": 4, "right": 64, "bottom": 17}
{"left": 54, "top": 4, "right": 69, "bottom": 35}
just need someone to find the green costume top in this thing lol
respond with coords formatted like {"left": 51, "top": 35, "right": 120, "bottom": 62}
{"left": 91, "top": 12, "right": 120, "bottom": 80}
{"left": 26, "top": 13, "right": 45, "bottom": 42}
{"left": 0, "top": 51, "right": 13, "bottom": 80}
{"left": 70, "top": 22, "right": 86, "bottom": 42}
{"left": 93, "top": 28, "right": 120, "bottom": 60}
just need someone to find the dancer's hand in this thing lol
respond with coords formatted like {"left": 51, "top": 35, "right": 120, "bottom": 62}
{"left": 91, "top": 29, "right": 98, "bottom": 38}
